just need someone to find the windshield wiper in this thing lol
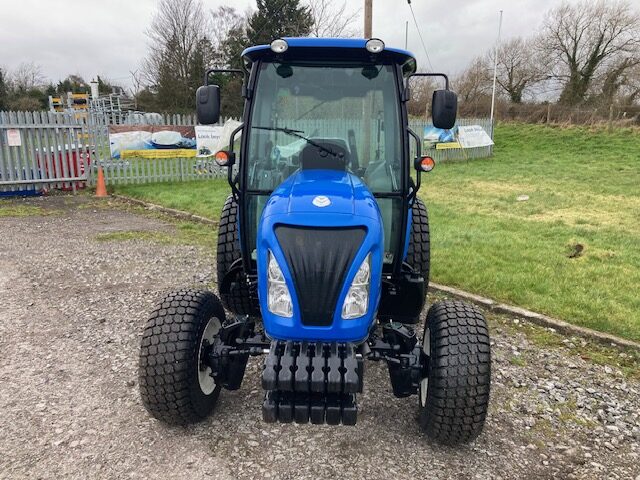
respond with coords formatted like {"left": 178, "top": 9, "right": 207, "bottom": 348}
{"left": 252, "top": 125, "right": 341, "bottom": 159}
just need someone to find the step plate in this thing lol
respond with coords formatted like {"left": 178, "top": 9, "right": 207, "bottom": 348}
{"left": 261, "top": 341, "right": 363, "bottom": 425}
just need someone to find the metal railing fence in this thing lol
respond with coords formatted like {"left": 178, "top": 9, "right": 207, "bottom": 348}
{"left": 0, "top": 111, "right": 493, "bottom": 193}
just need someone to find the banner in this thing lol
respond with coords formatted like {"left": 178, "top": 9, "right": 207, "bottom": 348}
{"left": 108, "top": 125, "right": 196, "bottom": 159}
{"left": 457, "top": 125, "right": 494, "bottom": 149}
{"left": 195, "top": 125, "right": 223, "bottom": 157}
{"left": 423, "top": 124, "right": 493, "bottom": 150}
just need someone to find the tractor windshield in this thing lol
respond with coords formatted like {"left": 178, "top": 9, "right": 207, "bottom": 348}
{"left": 246, "top": 62, "right": 402, "bottom": 193}
{"left": 244, "top": 61, "right": 404, "bottom": 264}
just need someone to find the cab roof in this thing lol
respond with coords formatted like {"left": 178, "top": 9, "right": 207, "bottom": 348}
{"left": 241, "top": 38, "right": 417, "bottom": 76}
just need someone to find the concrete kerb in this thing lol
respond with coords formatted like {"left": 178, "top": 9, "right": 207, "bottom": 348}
{"left": 111, "top": 194, "right": 218, "bottom": 226}
{"left": 429, "top": 283, "right": 640, "bottom": 352}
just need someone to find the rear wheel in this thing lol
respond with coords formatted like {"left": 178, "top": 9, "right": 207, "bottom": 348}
{"left": 419, "top": 300, "right": 491, "bottom": 444}
{"left": 217, "top": 194, "right": 259, "bottom": 315}
{"left": 138, "top": 289, "right": 225, "bottom": 425}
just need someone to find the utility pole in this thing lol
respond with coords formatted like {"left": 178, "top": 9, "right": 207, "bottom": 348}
{"left": 364, "top": 0, "right": 372, "bottom": 38}
{"left": 489, "top": 10, "right": 503, "bottom": 137}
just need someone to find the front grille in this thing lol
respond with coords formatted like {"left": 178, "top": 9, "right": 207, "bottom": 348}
{"left": 275, "top": 226, "right": 366, "bottom": 326}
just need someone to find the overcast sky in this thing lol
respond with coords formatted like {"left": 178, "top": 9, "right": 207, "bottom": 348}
{"left": 0, "top": 0, "right": 583, "bottom": 91}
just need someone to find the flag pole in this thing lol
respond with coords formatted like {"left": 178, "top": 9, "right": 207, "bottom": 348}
{"left": 489, "top": 10, "right": 503, "bottom": 136}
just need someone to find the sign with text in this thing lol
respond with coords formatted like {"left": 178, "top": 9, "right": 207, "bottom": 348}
{"left": 457, "top": 125, "right": 494, "bottom": 149}
{"left": 195, "top": 125, "right": 223, "bottom": 157}
{"left": 7, "top": 129, "right": 22, "bottom": 147}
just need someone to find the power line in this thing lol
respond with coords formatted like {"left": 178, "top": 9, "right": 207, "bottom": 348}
{"left": 407, "top": 1, "right": 434, "bottom": 71}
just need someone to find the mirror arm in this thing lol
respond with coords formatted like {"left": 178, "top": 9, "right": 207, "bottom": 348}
{"left": 204, "top": 68, "right": 244, "bottom": 86}
{"left": 407, "top": 127, "right": 421, "bottom": 202}
{"left": 204, "top": 68, "right": 250, "bottom": 99}
{"left": 228, "top": 123, "right": 244, "bottom": 201}
{"left": 406, "top": 72, "right": 450, "bottom": 90}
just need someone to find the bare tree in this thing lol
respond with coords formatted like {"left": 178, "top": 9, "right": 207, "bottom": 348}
{"left": 538, "top": 0, "right": 640, "bottom": 105}
{"left": 129, "top": 70, "right": 144, "bottom": 108}
{"left": 407, "top": 76, "right": 437, "bottom": 118}
{"left": 10, "top": 62, "right": 44, "bottom": 92}
{"left": 489, "top": 37, "right": 545, "bottom": 104}
{"left": 142, "top": 0, "right": 213, "bottom": 110}
{"left": 144, "top": 0, "right": 210, "bottom": 81}
{"left": 306, "top": 0, "right": 360, "bottom": 38}
{"left": 210, "top": 6, "right": 248, "bottom": 68}
{"left": 617, "top": 62, "right": 640, "bottom": 105}
{"left": 453, "top": 57, "right": 492, "bottom": 104}
{"left": 594, "top": 55, "right": 640, "bottom": 104}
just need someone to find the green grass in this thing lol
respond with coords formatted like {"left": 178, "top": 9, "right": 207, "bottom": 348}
{"left": 422, "top": 123, "right": 640, "bottom": 342}
{"left": 0, "top": 203, "right": 57, "bottom": 217}
{"left": 112, "top": 179, "right": 229, "bottom": 219}
{"left": 108, "top": 123, "right": 640, "bottom": 341}
{"left": 96, "top": 222, "right": 217, "bottom": 251}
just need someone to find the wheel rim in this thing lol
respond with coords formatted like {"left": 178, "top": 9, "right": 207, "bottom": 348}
{"left": 197, "top": 317, "right": 221, "bottom": 395}
{"left": 419, "top": 327, "right": 430, "bottom": 407}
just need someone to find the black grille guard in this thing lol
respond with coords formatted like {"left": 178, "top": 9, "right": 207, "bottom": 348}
{"left": 274, "top": 226, "right": 366, "bottom": 326}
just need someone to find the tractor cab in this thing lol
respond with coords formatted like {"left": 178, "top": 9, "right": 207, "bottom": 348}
{"left": 197, "top": 38, "right": 457, "bottom": 326}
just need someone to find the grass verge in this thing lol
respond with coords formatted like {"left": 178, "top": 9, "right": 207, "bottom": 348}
{"left": 112, "top": 179, "right": 229, "bottom": 219}
{"left": 0, "top": 202, "right": 55, "bottom": 217}
{"left": 95, "top": 222, "right": 217, "bottom": 252}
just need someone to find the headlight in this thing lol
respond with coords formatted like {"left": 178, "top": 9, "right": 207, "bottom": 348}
{"left": 270, "top": 38, "right": 289, "bottom": 53}
{"left": 267, "top": 250, "right": 293, "bottom": 317}
{"left": 365, "top": 38, "right": 385, "bottom": 54}
{"left": 342, "top": 254, "right": 370, "bottom": 319}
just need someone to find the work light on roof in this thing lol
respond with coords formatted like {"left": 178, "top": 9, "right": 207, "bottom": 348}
{"left": 270, "top": 39, "right": 289, "bottom": 53}
{"left": 365, "top": 38, "right": 385, "bottom": 53}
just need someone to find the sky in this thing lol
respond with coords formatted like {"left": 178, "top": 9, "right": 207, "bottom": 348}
{"left": 0, "top": 0, "right": 583, "bottom": 92}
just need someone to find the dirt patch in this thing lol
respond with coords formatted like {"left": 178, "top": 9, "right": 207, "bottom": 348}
{"left": 0, "top": 196, "right": 639, "bottom": 480}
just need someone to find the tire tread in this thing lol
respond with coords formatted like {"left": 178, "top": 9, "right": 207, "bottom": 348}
{"left": 216, "top": 195, "right": 259, "bottom": 315}
{"left": 420, "top": 300, "right": 491, "bottom": 444}
{"left": 138, "top": 289, "right": 224, "bottom": 425}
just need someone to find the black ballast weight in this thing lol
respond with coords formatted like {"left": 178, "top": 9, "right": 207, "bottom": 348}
{"left": 262, "top": 341, "right": 363, "bottom": 425}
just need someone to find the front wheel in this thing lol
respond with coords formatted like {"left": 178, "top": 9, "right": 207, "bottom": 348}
{"left": 138, "top": 289, "right": 226, "bottom": 425}
{"left": 418, "top": 300, "right": 491, "bottom": 444}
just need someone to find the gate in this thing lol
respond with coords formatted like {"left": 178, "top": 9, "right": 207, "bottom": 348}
{"left": 0, "top": 111, "right": 90, "bottom": 194}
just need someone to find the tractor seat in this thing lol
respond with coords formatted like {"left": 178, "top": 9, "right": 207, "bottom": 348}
{"left": 300, "top": 139, "right": 349, "bottom": 171}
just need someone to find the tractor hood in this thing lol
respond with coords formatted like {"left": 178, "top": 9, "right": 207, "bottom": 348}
{"left": 256, "top": 168, "right": 385, "bottom": 342}
{"left": 262, "top": 170, "right": 380, "bottom": 220}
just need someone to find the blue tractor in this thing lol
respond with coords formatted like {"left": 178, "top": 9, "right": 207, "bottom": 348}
{"left": 139, "top": 38, "right": 491, "bottom": 444}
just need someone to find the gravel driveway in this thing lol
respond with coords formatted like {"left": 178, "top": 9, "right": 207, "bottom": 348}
{"left": 1, "top": 196, "right": 638, "bottom": 480}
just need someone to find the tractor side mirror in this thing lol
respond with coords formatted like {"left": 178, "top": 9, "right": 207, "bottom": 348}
{"left": 432, "top": 90, "right": 457, "bottom": 130}
{"left": 196, "top": 85, "right": 221, "bottom": 125}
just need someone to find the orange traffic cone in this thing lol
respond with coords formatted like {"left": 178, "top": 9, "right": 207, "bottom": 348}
{"left": 95, "top": 166, "right": 108, "bottom": 198}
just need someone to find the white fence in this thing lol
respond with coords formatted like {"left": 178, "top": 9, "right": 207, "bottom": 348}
{"left": 0, "top": 111, "right": 493, "bottom": 193}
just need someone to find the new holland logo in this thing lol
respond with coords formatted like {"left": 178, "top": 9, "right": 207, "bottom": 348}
{"left": 312, "top": 195, "right": 331, "bottom": 208}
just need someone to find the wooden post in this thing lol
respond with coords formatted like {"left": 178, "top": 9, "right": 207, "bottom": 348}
{"left": 546, "top": 103, "right": 552, "bottom": 124}
{"left": 364, "top": 0, "right": 372, "bottom": 38}
{"left": 608, "top": 104, "right": 614, "bottom": 132}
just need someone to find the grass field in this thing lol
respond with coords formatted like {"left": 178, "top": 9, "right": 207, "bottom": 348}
{"left": 112, "top": 123, "right": 640, "bottom": 342}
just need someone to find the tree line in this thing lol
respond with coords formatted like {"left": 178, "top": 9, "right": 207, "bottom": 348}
{"left": 136, "top": 0, "right": 357, "bottom": 116}
{"left": 0, "top": 62, "right": 121, "bottom": 112}
{"left": 1, "top": 0, "right": 638, "bottom": 120}
{"left": 448, "top": 0, "right": 640, "bottom": 118}
{"left": 0, "top": 0, "right": 355, "bottom": 115}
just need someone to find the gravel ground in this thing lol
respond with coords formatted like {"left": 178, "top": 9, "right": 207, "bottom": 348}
{"left": 0, "top": 196, "right": 639, "bottom": 480}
